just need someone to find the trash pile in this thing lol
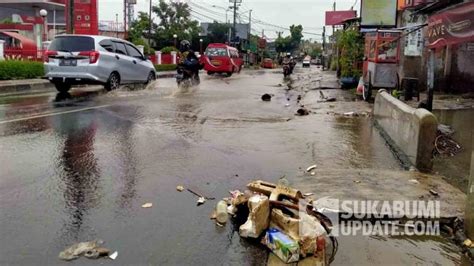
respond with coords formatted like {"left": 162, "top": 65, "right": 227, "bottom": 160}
{"left": 58, "top": 239, "right": 117, "bottom": 261}
{"left": 434, "top": 124, "right": 462, "bottom": 157}
{"left": 212, "top": 180, "right": 337, "bottom": 264}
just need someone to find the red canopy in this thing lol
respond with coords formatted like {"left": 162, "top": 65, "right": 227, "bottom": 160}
{"left": 0, "top": 31, "right": 37, "bottom": 51}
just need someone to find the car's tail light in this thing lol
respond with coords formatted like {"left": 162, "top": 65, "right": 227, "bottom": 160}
{"left": 44, "top": 50, "right": 57, "bottom": 62}
{"left": 79, "top": 51, "right": 100, "bottom": 64}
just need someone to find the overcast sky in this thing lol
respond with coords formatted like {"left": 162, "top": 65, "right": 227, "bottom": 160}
{"left": 98, "top": 0, "right": 361, "bottom": 40}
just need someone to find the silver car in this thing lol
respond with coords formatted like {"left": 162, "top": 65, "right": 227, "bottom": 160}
{"left": 44, "top": 35, "right": 156, "bottom": 93}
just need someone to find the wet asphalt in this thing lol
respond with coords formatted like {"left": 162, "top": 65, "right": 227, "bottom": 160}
{"left": 0, "top": 67, "right": 465, "bottom": 265}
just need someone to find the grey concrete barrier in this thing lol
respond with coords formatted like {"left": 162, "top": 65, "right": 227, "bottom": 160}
{"left": 373, "top": 89, "right": 437, "bottom": 171}
{"left": 466, "top": 134, "right": 474, "bottom": 239}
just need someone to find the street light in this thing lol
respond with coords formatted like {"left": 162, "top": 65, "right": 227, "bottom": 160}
{"left": 199, "top": 38, "right": 203, "bottom": 54}
{"left": 39, "top": 9, "right": 48, "bottom": 43}
{"left": 173, "top": 34, "right": 178, "bottom": 47}
{"left": 115, "top": 13, "right": 119, "bottom": 37}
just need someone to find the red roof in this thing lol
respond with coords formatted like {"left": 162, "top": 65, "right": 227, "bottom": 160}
{"left": 0, "top": 31, "right": 37, "bottom": 50}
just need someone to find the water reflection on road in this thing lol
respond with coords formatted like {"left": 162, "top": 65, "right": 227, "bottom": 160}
{"left": 0, "top": 69, "right": 466, "bottom": 265}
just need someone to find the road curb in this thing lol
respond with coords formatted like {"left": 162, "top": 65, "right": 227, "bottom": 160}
{"left": 0, "top": 80, "right": 54, "bottom": 96}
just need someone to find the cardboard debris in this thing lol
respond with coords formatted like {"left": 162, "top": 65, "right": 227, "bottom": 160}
{"left": 239, "top": 195, "right": 270, "bottom": 238}
{"left": 176, "top": 185, "right": 184, "bottom": 192}
{"left": 247, "top": 180, "right": 303, "bottom": 202}
{"left": 264, "top": 228, "right": 300, "bottom": 263}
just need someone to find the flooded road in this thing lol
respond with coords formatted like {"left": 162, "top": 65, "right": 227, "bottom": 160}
{"left": 0, "top": 68, "right": 464, "bottom": 265}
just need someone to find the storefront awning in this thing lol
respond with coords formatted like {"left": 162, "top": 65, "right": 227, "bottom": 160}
{"left": 427, "top": 1, "right": 474, "bottom": 48}
{"left": 0, "top": 31, "right": 36, "bottom": 50}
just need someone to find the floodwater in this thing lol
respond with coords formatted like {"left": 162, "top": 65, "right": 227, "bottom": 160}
{"left": 0, "top": 67, "right": 465, "bottom": 265}
{"left": 433, "top": 108, "right": 474, "bottom": 193}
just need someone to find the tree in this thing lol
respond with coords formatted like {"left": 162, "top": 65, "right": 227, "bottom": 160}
{"left": 289, "top": 24, "right": 303, "bottom": 49}
{"left": 207, "top": 22, "right": 230, "bottom": 43}
{"left": 152, "top": 0, "right": 200, "bottom": 48}
{"left": 275, "top": 25, "right": 304, "bottom": 53}
{"left": 128, "top": 12, "right": 151, "bottom": 43}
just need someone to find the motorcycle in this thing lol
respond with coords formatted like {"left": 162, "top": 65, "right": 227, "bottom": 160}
{"left": 283, "top": 63, "right": 291, "bottom": 78}
{"left": 176, "top": 57, "right": 201, "bottom": 88}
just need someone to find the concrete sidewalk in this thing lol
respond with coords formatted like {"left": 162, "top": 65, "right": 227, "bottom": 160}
{"left": 0, "top": 71, "right": 176, "bottom": 96}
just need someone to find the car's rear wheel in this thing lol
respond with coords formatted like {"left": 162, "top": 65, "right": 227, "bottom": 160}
{"left": 105, "top": 72, "right": 120, "bottom": 91}
{"left": 227, "top": 68, "right": 233, "bottom": 77}
{"left": 207, "top": 71, "right": 214, "bottom": 75}
{"left": 54, "top": 82, "right": 71, "bottom": 93}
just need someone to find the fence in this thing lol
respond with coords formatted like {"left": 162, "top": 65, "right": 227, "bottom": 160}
{"left": 3, "top": 48, "right": 45, "bottom": 62}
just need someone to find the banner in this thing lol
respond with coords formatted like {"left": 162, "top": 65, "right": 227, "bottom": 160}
{"left": 325, "top": 11, "right": 357, "bottom": 26}
{"left": 427, "top": 1, "right": 474, "bottom": 48}
{"left": 404, "top": 23, "right": 423, "bottom": 56}
{"left": 360, "top": 0, "right": 397, "bottom": 27}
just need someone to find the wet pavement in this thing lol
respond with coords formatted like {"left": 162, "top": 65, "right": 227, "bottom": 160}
{"left": 0, "top": 67, "right": 466, "bottom": 265}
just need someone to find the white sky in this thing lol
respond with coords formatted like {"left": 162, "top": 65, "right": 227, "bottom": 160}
{"left": 98, "top": 0, "right": 361, "bottom": 40}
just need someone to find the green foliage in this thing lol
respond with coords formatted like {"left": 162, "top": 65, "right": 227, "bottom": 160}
{"left": 132, "top": 38, "right": 154, "bottom": 56}
{"left": 154, "top": 64, "right": 177, "bottom": 72}
{"left": 336, "top": 29, "right": 363, "bottom": 77}
{"left": 275, "top": 24, "right": 304, "bottom": 53}
{"left": 160, "top": 46, "right": 178, "bottom": 54}
{"left": 207, "top": 22, "right": 230, "bottom": 43}
{"left": 0, "top": 18, "right": 16, "bottom": 24}
{"left": 152, "top": 0, "right": 200, "bottom": 48}
{"left": 0, "top": 60, "right": 44, "bottom": 80}
{"left": 128, "top": 12, "right": 152, "bottom": 44}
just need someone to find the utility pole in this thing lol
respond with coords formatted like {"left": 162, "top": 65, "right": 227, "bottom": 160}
{"left": 333, "top": 1, "right": 339, "bottom": 76}
{"left": 123, "top": 0, "right": 127, "bottom": 39}
{"left": 248, "top": 9, "right": 252, "bottom": 43}
{"left": 67, "top": 0, "right": 74, "bottom": 34}
{"left": 232, "top": 0, "right": 238, "bottom": 43}
{"left": 148, "top": 0, "right": 152, "bottom": 47}
{"left": 322, "top": 26, "right": 326, "bottom": 70}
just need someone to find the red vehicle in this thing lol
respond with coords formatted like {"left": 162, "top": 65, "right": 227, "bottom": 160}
{"left": 261, "top": 58, "right": 274, "bottom": 69}
{"left": 201, "top": 43, "right": 243, "bottom": 76}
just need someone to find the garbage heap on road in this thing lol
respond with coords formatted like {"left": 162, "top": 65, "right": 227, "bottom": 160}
{"left": 213, "top": 180, "right": 336, "bottom": 265}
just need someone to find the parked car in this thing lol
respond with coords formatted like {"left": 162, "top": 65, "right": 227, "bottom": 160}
{"left": 261, "top": 58, "right": 274, "bottom": 69}
{"left": 201, "top": 43, "right": 243, "bottom": 76}
{"left": 302, "top": 56, "right": 311, "bottom": 68}
{"left": 44, "top": 35, "right": 156, "bottom": 93}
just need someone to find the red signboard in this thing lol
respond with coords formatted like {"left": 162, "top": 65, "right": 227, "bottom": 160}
{"left": 19, "top": 15, "right": 44, "bottom": 24}
{"left": 65, "top": 0, "right": 98, "bottom": 35}
{"left": 427, "top": 1, "right": 474, "bottom": 48}
{"left": 325, "top": 10, "right": 357, "bottom": 26}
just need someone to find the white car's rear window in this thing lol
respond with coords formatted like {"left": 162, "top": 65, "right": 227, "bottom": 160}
{"left": 49, "top": 36, "right": 95, "bottom": 52}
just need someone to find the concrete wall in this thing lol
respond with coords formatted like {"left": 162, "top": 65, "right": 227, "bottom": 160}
{"left": 466, "top": 134, "right": 474, "bottom": 239}
{"left": 373, "top": 90, "right": 438, "bottom": 171}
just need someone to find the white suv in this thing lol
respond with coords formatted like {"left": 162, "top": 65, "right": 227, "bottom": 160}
{"left": 44, "top": 35, "right": 156, "bottom": 92}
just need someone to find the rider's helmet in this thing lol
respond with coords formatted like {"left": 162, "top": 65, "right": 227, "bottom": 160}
{"left": 286, "top": 52, "right": 291, "bottom": 58}
{"left": 180, "top": 40, "right": 191, "bottom": 53}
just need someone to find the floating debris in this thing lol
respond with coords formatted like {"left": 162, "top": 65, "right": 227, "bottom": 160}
{"left": 59, "top": 239, "right": 110, "bottom": 261}
{"left": 141, "top": 203, "right": 153, "bottom": 208}
{"left": 176, "top": 185, "right": 184, "bottom": 192}
{"left": 109, "top": 251, "right": 118, "bottom": 260}
{"left": 306, "top": 164, "right": 317, "bottom": 172}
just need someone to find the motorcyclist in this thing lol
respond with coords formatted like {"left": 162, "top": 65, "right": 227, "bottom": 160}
{"left": 282, "top": 53, "right": 296, "bottom": 74}
{"left": 178, "top": 40, "right": 201, "bottom": 81}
